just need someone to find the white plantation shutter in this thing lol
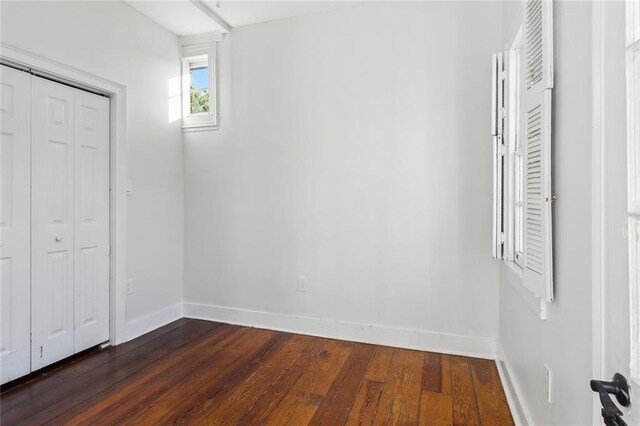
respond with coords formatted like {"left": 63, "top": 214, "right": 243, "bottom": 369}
{"left": 524, "top": 0, "right": 553, "bottom": 91}
{"left": 492, "top": 52, "right": 506, "bottom": 259}
{"left": 523, "top": 0, "right": 554, "bottom": 301}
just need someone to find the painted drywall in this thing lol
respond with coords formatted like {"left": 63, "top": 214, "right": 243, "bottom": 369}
{"left": 497, "top": 1, "right": 595, "bottom": 424}
{"left": 183, "top": 2, "right": 503, "bottom": 354}
{"left": 0, "top": 1, "right": 185, "bottom": 335}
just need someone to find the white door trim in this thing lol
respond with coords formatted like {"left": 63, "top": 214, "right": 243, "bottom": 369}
{"left": 0, "top": 42, "right": 128, "bottom": 345}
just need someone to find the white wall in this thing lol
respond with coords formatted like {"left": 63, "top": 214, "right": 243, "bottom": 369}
{"left": 497, "top": 1, "right": 595, "bottom": 424}
{"left": 183, "top": 1, "right": 503, "bottom": 356}
{"left": 0, "top": 1, "right": 185, "bottom": 337}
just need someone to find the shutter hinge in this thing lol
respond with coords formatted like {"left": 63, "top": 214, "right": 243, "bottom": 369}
{"left": 500, "top": 70, "right": 507, "bottom": 80}
{"left": 500, "top": 232, "right": 505, "bottom": 244}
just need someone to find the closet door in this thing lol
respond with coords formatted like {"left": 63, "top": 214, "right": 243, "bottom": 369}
{"left": 31, "top": 76, "right": 75, "bottom": 370}
{"left": 0, "top": 65, "right": 31, "bottom": 384}
{"left": 73, "top": 89, "right": 109, "bottom": 352}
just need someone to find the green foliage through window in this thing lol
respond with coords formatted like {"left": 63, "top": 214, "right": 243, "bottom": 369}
{"left": 189, "top": 65, "right": 210, "bottom": 114}
{"left": 190, "top": 87, "right": 209, "bottom": 114}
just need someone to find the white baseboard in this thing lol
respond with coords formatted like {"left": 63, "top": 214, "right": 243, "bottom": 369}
{"left": 495, "top": 343, "right": 533, "bottom": 425}
{"left": 126, "top": 302, "right": 184, "bottom": 341}
{"left": 183, "top": 302, "right": 497, "bottom": 359}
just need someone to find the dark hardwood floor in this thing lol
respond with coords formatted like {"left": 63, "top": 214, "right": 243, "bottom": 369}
{"left": 0, "top": 319, "right": 513, "bottom": 425}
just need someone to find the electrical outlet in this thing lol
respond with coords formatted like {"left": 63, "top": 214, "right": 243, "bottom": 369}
{"left": 127, "top": 278, "right": 134, "bottom": 295}
{"left": 297, "top": 276, "right": 308, "bottom": 292}
{"left": 544, "top": 364, "right": 552, "bottom": 403}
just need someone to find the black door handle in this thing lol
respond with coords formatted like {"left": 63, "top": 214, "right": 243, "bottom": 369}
{"left": 590, "top": 373, "right": 631, "bottom": 426}
{"left": 590, "top": 373, "right": 631, "bottom": 407}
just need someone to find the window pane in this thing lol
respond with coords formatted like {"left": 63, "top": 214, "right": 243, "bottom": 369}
{"left": 629, "top": 216, "right": 640, "bottom": 376}
{"left": 515, "top": 154, "right": 523, "bottom": 203}
{"left": 514, "top": 48, "right": 522, "bottom": 152}
{"left": 514, "top": 205, "right": 523, "bottom": 256}
{"left": 627, "top": 7, "right": 640, "bottom": 377}
{"left": 190, "top": 66, "right": 210, "bottom": 114}
{"left": 629, "top": 47, "right": 640, "bottom": 213}
{"left": 515, "top": 152, "right": 524, "bottom": 258}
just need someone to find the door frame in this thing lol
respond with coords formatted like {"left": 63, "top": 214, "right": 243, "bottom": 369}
{"left": 0, "top": 42, "right": 128, "bottom": 346}
{"left": 591, "top": 2, "right": 640, "bottom": 424}
{"left": 591, "top": 2, "right": 606, "bottom": 423}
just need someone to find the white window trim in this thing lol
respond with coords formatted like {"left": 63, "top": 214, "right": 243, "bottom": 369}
{"left": 181, "top": 37, "right": 218, "bottom": 132}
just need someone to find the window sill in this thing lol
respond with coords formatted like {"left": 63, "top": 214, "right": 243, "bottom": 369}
{"left": 504, "top": 260, "right": 523, "bottom": 277}
{"left": 501, "top": 260, "right": 547, "bottom": 320}
{"left": 182, "top": 123, "right": 218, "bottom": 133}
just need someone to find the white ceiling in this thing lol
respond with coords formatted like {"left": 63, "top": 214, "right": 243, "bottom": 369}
{"left": 126, "top": 1, "right": 225, "bottom": 35}
{"left": 125, "top": 1, "right": 360, "bottom": 36}
{"left": 203, "top": 1, "right": 359, "bottom": 28}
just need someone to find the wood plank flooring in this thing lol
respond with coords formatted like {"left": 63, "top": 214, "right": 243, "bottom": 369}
{"left": 0, "top": 319, "right": 513, "bottom": 425}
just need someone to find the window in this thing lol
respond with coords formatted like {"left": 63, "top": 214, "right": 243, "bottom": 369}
{"left": 492, "top": 28, "right": 524, "bottom": 266}
{"left": 626, "top": 0, "right": 640, "bottom": 376}
{"left": 182, "top": 41, "right": 217, "bottom": 131}
{"left": 492, "top": 0, "right": 554, "bottom": 303}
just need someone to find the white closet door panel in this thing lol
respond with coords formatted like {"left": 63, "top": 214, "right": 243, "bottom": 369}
{"left": 0, "top": 65, "right": 31, "bottom": 384}
{"left": 31, "top": 76, "right": 75, "bottom": 370}
{"left": 73, "top": 89, "right": 109, "bottom": 352}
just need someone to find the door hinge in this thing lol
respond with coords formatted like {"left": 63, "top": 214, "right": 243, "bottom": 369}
{"left": 40, "top": 345, "right": 43, "bottom": 358}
